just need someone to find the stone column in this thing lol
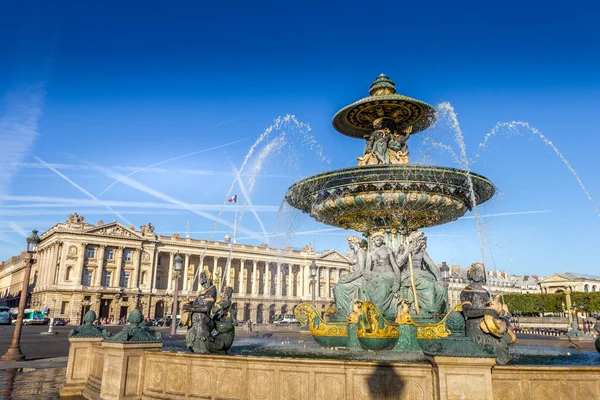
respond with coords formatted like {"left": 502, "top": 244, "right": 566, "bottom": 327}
{"left": 114, "top": 247, "right": 124, "bottom": 288}
{"left": 276, "top": 263, "right": 282, "bottom": 297}
{"left": 325, "top": 267, "right": 331, "bottom": 298}
{"left": 212, "top": 257, "right": 218, "bottom": 284}
{"left": 58, "top": 243, "right": 70, "bottom": 284}
{"left": 238, "top": 260, "right": 245, "bottom": 294}
{"left": 251, "top": 260, "right": 258, "bottom": 296}
{"left": 167, "top": 252, "right": 174, "bottom": 291}
{"left": 303, "top": 264, "right": 309, "bottom": 299}
{"left": 183, "top": 254, "right": 190, "bottom": 292}
{"left": 151, "top": 251, "right": 160, "bottom": 291}
{"left": 250, "top": 305, "right": 258, "bottom": 323}
{"left": 94, "top": 246, "right": 105, "bottom": 287}
{"left": 75, "top": 242, "right": 87, "bottom": 285}
{"left": 131, "top": 248, "right": 141, "bottom": 289}
{"left": 265, "top": 263, "right": 271, "bottom": 296}
{"left": 288, "top": 265, "right": 294, "bottom": 297}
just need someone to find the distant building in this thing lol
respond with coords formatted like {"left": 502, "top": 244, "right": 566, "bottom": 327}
{"left": 537, "top": 272, "right": 600, "bottom": 294}
{"left": 0, "top": 214, "right": 351, "bottom": 324}
{"left": 439, "top": 262, "right": 540, "bottom": 307}
{"left": 0, "top": 252, "right": 31, "bottom": 308}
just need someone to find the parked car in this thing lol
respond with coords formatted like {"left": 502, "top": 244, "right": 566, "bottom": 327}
{"left": 53, "top": 318, "right": 67, "bottom": 326}
{"left": 0, "top": 306, "right": 11, "bottom": 325}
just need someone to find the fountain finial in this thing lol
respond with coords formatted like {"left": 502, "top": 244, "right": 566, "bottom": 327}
{"left": 369, "top": 74, "right": 396, "bottom": 96}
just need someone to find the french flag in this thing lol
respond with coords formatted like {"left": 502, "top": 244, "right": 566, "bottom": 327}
{"left": 227, "top": 194, "right": 238, "bottom": 203}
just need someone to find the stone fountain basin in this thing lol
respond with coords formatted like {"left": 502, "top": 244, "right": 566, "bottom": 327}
{"left": 285, "top": 165, "right": 495, "bottom": 232}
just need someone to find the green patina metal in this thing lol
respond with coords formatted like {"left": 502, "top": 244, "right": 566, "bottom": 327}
{"left": 393, "top": 324, "right": 425, "bottom": 359}
{"left": 68, "top": 310, "right": 111, "bottom": 339}
{"left": 418, "top": 311, "right": 494, "bottom": 358}
{"left": 106, "top": 309, "right": 162, "bottom": 344}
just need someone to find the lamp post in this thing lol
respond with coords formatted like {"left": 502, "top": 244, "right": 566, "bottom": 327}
{"left": 2, "top": 230, "right": 40, "bottom": 361}
{"left": 170, "top": 254, "right": 183, "bottom": 336}
{"left": 309, "top": 261, "right": 318, "bottom": 307}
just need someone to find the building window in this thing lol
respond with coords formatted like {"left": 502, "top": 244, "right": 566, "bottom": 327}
{"left": 82, "top": 268, "right": 93, "bottom": 286}
{"left": 141, "top": 271, "right": 147, "bottom": 285}
{"left": 61, "top": 301, "right": 69, "bottom": 315}
{"left": 123, "top": 249, "right": 133, "bottom": 262}
{"left": 102, "top": 270, "right": 112, "bottom": 287}
{"left": 86, "top": 247, "right": 96, "bottom": 259}
{"left": 120, "top": 271, "right": 130, "bottom": 288}
{"left": 106, "top": 248, "right": 115, "bottom": 261}
{"left": 584, "top": 284, "right": 589, "bottom": 292}
{"left": 593, "top": 286, "right": 597, "bottom": 292}
{"left": 65, "top": 267, "right": 72, "bottom": 281}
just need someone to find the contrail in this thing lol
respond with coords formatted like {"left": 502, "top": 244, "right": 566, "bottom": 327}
{"left": 8, "top": 222, "right": 27, "bottom": 237}
{"left": 231, "top": 162, "right": 269, "bottom": 243}
{"left": 34, "top": 156, "right": 134, "bottom": 225}
{"left": 97, "top": 136, "right": 247, "bottom": 198}
{"left": 89, "top": 163, "right": 256, "bottom": 236}
{"left": 460, "top": 210, "right": 552, "bottom": 219}
{"left": 0, "top": 84, "right": 45, "bottom": 197}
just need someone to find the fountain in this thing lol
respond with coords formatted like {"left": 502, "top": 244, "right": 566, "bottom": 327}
{"left": 285, "top": 74, "right": 507, "bottom": 357}
{"left": 61, "top": 76, "right": 600, "bottom": 400}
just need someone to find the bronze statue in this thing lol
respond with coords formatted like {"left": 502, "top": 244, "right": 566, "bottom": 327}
{"left": 397, "top": 233, "right": 447, "bottom": 318}
{"left": 329, "top": 236, "right": 368, "bottom": 321}
{"left": 358, "top": 118, "right": 391, "bottom": 166}
{"left": 184, "top": 271, "right": 235, "bottom": 354}
{"left": 388, "top": 126, "right": 411, "bottom": 164}
{"left": 460, "top": 262, "right": 515, "bottom": 364}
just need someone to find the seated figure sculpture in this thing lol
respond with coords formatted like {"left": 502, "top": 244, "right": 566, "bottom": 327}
{"left": 184, "top": 271, "right": 236, "bottom": 354}
{"left": 329, "top": 236, "right": 367, "bottom": 321}
{"left": 460, "top": 262, "right": 515, "bottom": 365}
{"left": 398, "top": 232, "right": 448, "bottom": 319}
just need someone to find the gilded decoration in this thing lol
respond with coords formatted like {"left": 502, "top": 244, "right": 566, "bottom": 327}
{"left": 294, "top": 303, "right": 348, "bottom": 337}
{"left": 355, "top": 301, "right": 399, "bottom": 340}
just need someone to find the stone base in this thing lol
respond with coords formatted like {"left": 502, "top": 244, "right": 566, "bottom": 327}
{"left": 427, "top": 355, "right": 496, "bottom": 400}
{"left": 60, "top": 337, "right": 103, "bottom": 398}
{"left": 62, "top": 338, "right": 600, "bottom": 400}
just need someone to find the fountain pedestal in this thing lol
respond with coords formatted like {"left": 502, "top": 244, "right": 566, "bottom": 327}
{"left": 427, "top": 355, "right": 496, "bottom": 400}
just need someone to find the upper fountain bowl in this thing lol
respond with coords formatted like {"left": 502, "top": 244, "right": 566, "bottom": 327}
{"left": 285, "top": 164, "right": 495, "bottom": 233}
{"left": 332, "top": 74, "right": 436, "bottom": 139}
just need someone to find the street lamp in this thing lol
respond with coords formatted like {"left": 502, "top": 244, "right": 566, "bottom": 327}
{"left": 2, "top": 230, "right": 40, "bottom": 361}
{"left": 170, "top": 254, "right": 183, "bottom": 336}
{"left": 309, "top": 260, "right": 318, "bottom": 307}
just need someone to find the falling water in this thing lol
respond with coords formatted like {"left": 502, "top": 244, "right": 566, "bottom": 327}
{"left": 191, "top": 114, "right": 328, "bottom": 292}
{"left": 471, "top": 121, "right": 600, "bottom": 218}
{"left": 436, "top": 102, "right": 488, "bottom": 266}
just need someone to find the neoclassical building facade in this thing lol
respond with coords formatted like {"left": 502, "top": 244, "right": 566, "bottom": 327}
{"left": 8, "top": 214, "right": 352, "bottom": 324}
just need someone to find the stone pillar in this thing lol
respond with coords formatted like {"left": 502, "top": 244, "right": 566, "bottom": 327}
{"left": 131, "top": 248, "right": 141, "bottom": 289}
{"left": 251, "top": 260, "right": 258, "bottom": 296}
{"left": 75, "top": 242, "right": 87, "bottom": 285}
{"left": 183, "top": 254, "right": 190, "bottom": 292}
{"left": 212, "top": 257, "right": 218, "bottom": 284}
{"left": 99, "top": 341, "right": 163, "bottom": 400}
{"left": 288, "top": 265, "right": 294, "bottom": 297}
{"left": 265, "top": 263, "right": 271, "bottom": 296}
{"left": 151, "top": 251, "right": 160, "bottom": 291}
{"left": 326, "top": 267, "right": 331, "bottom": 298}
{"left": 59, "top": 337, "right": 104, "bottom": 397}
{"left": 238, "top": 259, "right": 245, "bottom": 294}
{"left": 95, "top": 246, "right": 105, "bottom": 287}
{"left": 302, "top": 264, "right": 309, "bottom": 298}
{"left": 167, "top": 252, "right": 174, "bottom": 291}
{"left": 114, "top": 247, "right": 124, "bottom": 288}
{"left": 276, "top": 263, "right": 282, "bottom": 297}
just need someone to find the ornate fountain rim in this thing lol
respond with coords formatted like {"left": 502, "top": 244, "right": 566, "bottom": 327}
{"left": 285, "top": 164, "right": 496, "bottom": 215}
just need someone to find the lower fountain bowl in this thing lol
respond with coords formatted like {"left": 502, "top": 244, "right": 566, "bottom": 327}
{"left": 285, "top": 164, "right": 495, "bottom": 232}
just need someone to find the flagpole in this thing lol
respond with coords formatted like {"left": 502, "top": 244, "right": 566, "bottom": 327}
{"left": 219, "top": 196, "right": 238, "bottom": 294}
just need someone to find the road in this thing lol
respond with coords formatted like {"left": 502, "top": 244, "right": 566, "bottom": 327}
{"left": 0, "top": 324, "right": 173, "bottom": 360}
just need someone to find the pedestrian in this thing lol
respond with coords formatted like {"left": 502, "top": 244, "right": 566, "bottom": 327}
{"left": 247, "top": 319, "right": 253, "bottom": 332}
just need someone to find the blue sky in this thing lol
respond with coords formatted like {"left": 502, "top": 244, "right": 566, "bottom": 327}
{"left": 1, "top": 1, "right": 599, "bottom": 277}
